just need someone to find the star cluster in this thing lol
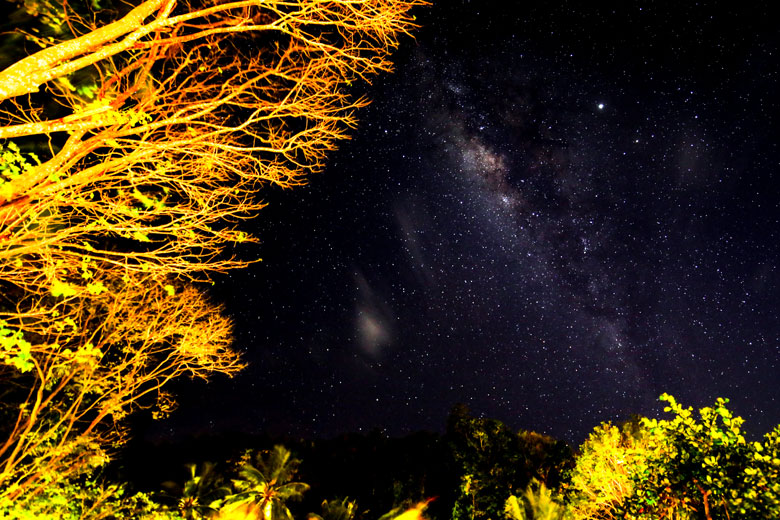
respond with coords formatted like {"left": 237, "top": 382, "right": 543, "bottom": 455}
{"left": 153, "top": 0, "right": 779, "bottom": 444}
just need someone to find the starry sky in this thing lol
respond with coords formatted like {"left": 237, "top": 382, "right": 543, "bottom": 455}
{"left": 153, "top": 0, "right": 779, "bottom": 445}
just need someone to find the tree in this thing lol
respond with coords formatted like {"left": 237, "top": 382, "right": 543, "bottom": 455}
{"left": 446, "top": 405, "right": 572, "bottom": 520}
{"left": 562, "top": 395, "right": 780, "bottom": 520}
{"left": 0, "top": 277, "right": 241, "bottom": 508}
{"left": 563, "top": 419, "right": 648, "bottom": 520}
{"left": 505, "top": 480, "right": 565, "bottom": 520}
{"left": 749, "top": 425, "right": 780, "bottom": 516}
{"left": 622, "top": 394, "right": 780, "bottom": 520}
{"left": 447, "top": 404, "right": 522, "bottom": 520}
{"left": 225, "top": 445, "right": 310, "bottom": 520}
{"left": 0, "top": 0, "right": 425, "bottom": 509}
{"left": 161, "top": 461, "right": 233, "bottom": 519}
{"left": 0, "top": 471, "right": 179, "bottom": 519}
{"left": 516, "top": 431, "right": 572, "bottom": 492}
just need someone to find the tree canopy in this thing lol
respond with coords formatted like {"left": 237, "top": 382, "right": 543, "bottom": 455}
{"left": 564, "top": 395, "right": 780, "bottom": 520}
{"left": 0, "top": 0, "right": 425, "bottom": 510}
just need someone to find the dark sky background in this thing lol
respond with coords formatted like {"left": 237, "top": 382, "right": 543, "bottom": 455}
{"left": 149, "top": 0, "right": 779, "bottom": 446}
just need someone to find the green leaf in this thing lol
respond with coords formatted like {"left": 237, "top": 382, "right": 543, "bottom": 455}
{"left": 51, "top": 278, "right": 78, "bottom": 297}
{"left": 86, "top": 281, "right": 107, "bottom": 295}
{"left": 132, "top": 231, "right": 151, "bottom": 242}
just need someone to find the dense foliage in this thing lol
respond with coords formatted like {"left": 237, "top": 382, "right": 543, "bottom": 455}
{"left": 0, "top": 0, "right": 424, "bottom": 511}
{"left": 0, "top": 394, "right": 777, "bottom": 518}
{"left": 563, "top": 395, "right": 779, "bottom": 520}
{"left": 446, "top": 404, "right": 572, "bottom": 520}
{"left": 563, "top": 418, "right": 648, "bottom": 520}
{"left": 620, "top": 395, "right": 779, "bottom": 519}
{"left": 125, "top": 396, "right": 780, "bottom": 520}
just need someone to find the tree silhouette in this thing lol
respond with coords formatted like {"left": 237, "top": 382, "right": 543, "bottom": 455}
{"left": 446, "top": 405, "right": 572, "bottom": 520}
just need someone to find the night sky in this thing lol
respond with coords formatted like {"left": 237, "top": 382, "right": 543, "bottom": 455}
{"left": 152, "top": 0, "right": 779, "bottom": 445}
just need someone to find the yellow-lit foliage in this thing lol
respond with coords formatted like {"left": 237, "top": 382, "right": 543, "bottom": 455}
{"left": 563, "top": 421, "right": 648, "bottom": 520}
{"left": 380, "top": 499, "right": 433, "bottom": 520}
{"left": 0, "top": 0, "right": 425, "bottom": 282}
{"left": 214, "top": 502, "right": 262, "bottom": 520}
{"left": 505, "top": 480, "right": 565, "bottom": 520}
{"left": 0, "top": 0, "right": 425, "bottom": 508}
{"left": 0, "top": 272, "right": 242, "bottom": 507}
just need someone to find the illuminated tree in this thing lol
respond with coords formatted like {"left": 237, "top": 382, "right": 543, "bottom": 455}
{"left": 0, "top": 0, "right": 425, "bottom": 282}
{"left": 505, "top": 479, "right": 565, "bottom": 520}
{"left": 564, "top": 395, "right": 780, "bottom": 520}
{"left": 161, "top": 462, "right": 233, "bottom": 519}
{"left": 225, "top": 445, "right": 310, "bottom": 520}
{"left": 0, "top": 0, "right": 425, "bottom": 509}
{"left": 623, "top": 394, "right": 780, "bottom": 520}
{"left": 563, "top": 420, "right": 648, "bottom": 520}
{"left": 0, "top": 274, "right": 242, "bottom": 508}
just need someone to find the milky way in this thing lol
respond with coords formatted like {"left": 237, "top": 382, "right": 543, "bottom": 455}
{"left": 153, "top": 1, "right": 779, "bottom": 444}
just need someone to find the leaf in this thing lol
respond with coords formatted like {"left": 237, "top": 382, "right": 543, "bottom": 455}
{"left": 132, "top": 231, "right": 151, "bottom": 242}
{"left": 12, "top": 349, "right": 34, "bottom": 373}
{"left": 57, "top": 76, "right": 76, "bottom": 91}
{"left": 64, "top": 317, "right": 78, "bottom": 332}
{"left": 86, "top": 281, "right": 108, "bottom": 295}
{"left": 132, "top": 188, "right": 155, "bottom": 209}
{"left": 51, "top": 278, "right": 77, "bottom": 297}
{"left": 504, "top": 495, "right": 525, "bottom": 520}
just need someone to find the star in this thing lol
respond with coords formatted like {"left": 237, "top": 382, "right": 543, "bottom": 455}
{"left": 152, "top": 0, "right": 780, "bottom": 446}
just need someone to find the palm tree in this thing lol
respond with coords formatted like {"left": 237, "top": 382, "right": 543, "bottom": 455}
{"left": 504, "top": 480, "right": 565, "bottom": 520}
{"left": 161, "top": 462, "right": 232, "bottom": 520}
{"left": 225, "top": 445, "right": 310, "bottom": 520}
